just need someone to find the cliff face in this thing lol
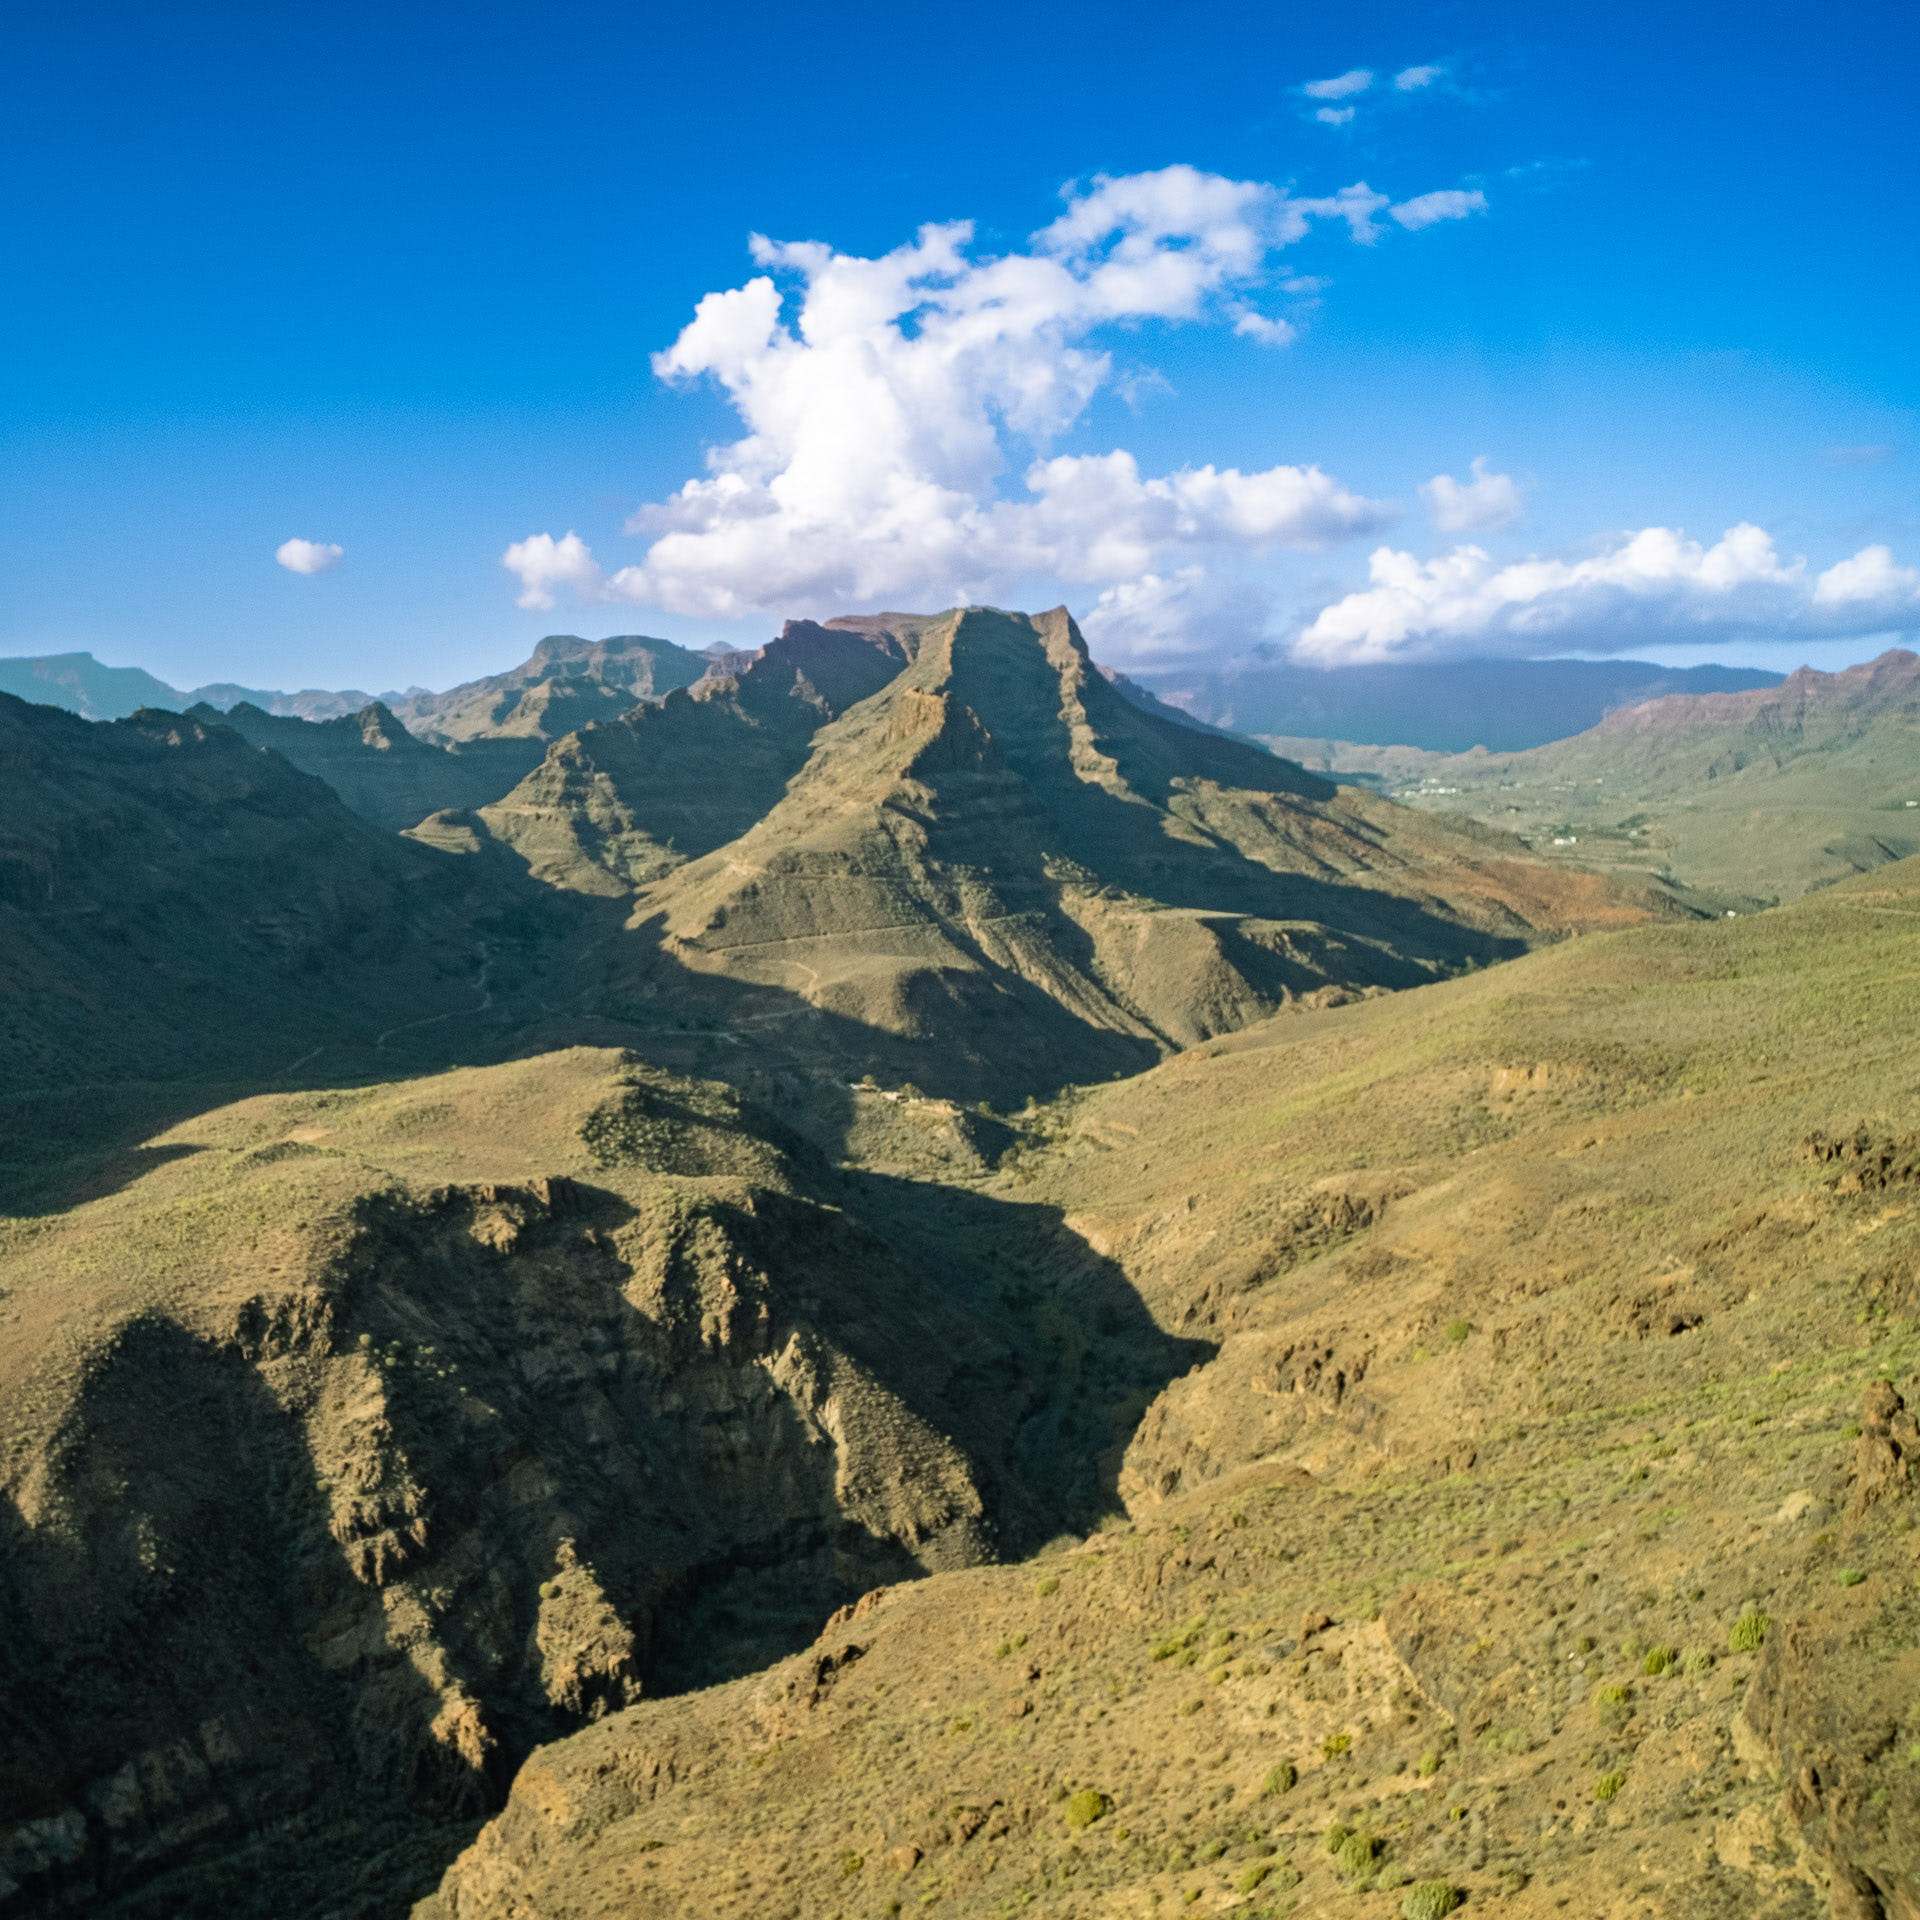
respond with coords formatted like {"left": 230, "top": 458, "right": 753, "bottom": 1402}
{"left": 0, "top": 1050, "right": 1194, "bottom": 1916}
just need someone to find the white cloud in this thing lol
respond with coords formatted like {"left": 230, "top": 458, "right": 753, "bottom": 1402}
{"left": 1394, "top": 64, "right": 1444, "bottom": 90}
{"left": 502, "top": 530, "right": 602, "bottom": 611}
{"left": 1824, "top": 443, "right": 1895, "bottom": 466}
{"left": 1420, "top": 457, "right": 1523, "bottom": 533}
{"left": 504, "top": 165, "right": 1492, "bottom": 629}
{"left": 1389, "top": 188, "right": 1487, "bottom": 230}
{"left": 1303, "top": 69, "right": 1375, "bottom": 99}
{"left": 275, "top": 537, "right": 343, "bottom": 575}
{"left": 1082, "top": 566, "right": 1275, "bottom": 663}
{"left": 1294, "top": 523, "right": 1920, "bottom": 664}
{"left": 1315, "top": 105, "right": 1356, "bottom": 126}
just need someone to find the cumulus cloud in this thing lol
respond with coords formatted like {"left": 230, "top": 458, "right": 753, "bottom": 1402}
{"left": 1303, "top": 69, "right": 1375, "bottom": 99}
{"left": 502, "top": 531, "right": 601, "bottom": 610}
{"left": 1294, "top": 523, "right": 1920, "bottom": 665}
{"left": 275, "top": 537, "right": 343, "bottom": 575}
{"left": 1082, "top": 566, "right": 1276, "bottom": 662}
{"left": 1420, "top": 457, "right": 1523, "bottom": 533}
{"left": 1389, "top": 188, "right": 1486, "bottom": 230}
{"left": 1315, "top": 105, "right": 1356, "bottom": 126}
{"left": 503, "top": 166, "right": 1497, "bottom": 629}
{"left": 1394, "top": 64, "right": 1444, "bottom": 89}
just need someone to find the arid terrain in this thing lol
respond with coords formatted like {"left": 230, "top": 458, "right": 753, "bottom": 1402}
{"left": 3, "top": 615, "right": 1916, "bottom": 1920}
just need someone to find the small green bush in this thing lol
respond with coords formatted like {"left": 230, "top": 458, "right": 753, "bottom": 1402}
{"left": 839, "top": 1850, "right": 865, "bottom": 1877}
{"left": 1322, "top": 1730, "right": 1353, "bottom": 1760}
{"left": 1064, "top": 1789, "right": 1111, "bottom": 1829}
{"left": 1837, "top": 1568, "right": 1866, "bottom": 1588}
{"left": 1238, "top": 1862, "right": 1272, "bottom": 1893}
{"left": 1642, "top": 1645, "right": 1675, "bottom": 1676}
{"left": 1335, "top": 1831, "right": 1381, "bottom": 1881}
{"left": 1323, "top": 1823, "right": 1354, "bottom": 1855}
{"left": 1261, "top": 1761, "right": 1298, "bottom": 1796}
{"left": 1177, "top": 1697, "right": 1203, "bottom": 1717}
{"left": 1035, "top": 1576, "right": 1060, "bottom": 1598}
{"left": 1595, "top": 1769, "right": 1627, "bottom": 1802}
{"left": 1402, "top": 1881, "right": 1461, "bottom": 1920}
{"left": 1444, "top": 1319, "right": 1472, "bottom": 1344}
{"left": 1729, "top": 1608, "right": 1770, "bottom": 1653}
{"left": 1682, "top": 1648, "right": 1714, "bottom": 1675}
{"left": 1200, "top": 1838, "right": 1227, "bottom": 1862}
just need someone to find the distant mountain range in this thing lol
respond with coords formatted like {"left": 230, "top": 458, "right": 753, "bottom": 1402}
{"left": 1281, "top": 648, "right": 1920, "bottom": 906}
{"left": 4, "top": 638, "right": 1783, "bottom": 756}
{"left": 1127, "top": 653, "right": 1783, "bottom": 752}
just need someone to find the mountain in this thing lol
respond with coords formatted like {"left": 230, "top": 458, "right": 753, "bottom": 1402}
{"left": 387, "top": 634, "right": 709, "bottom": 745}
{"left": 0, "top": 651, "right": 378, "bottom": 722}
{"left": 1281, "top": 648, "right": 1920, "bottom": 906}
{"left": 193, "top": 700, "right": 545, "bottom": 832}
{"left": 1128, "top": 653, "right": 1783, "bottom": 753}
{"left": 458, "top": 620, "right": 912, "bottom": 892}
{"left": 0, "top": 693, "right": 563, "bottom": 1128}
{"left": 566, "top": 607, "right": 1685, "bottom": 1100}
{"left": 414, "top": 855, "right": 1920, "bottom": 1920}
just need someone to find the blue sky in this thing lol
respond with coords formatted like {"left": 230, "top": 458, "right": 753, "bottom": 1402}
{"left": 2, "top": 0, "right": 1915, "bottom": 692}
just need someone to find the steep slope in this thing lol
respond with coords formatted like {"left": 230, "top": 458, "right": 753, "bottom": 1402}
{"left": 1282, "top": 648, "right": 1920, "bottom": 906}
{"left": 0, "top": 1050, "right": 1196, "bottom": 1917}
{"left": 466, "top": 621, "right": 907, "bottom": 893}
{"left": 616, "top": 607, "right": 1682, "bottom": 1100}
{"left": 421, "top": 858, "right": 1920, "bottom": 1920}
{"left": 1131, "top": 652, "right": 1782, "bottom": 753}
{"left": 389, "top": 635, "right": 709, "bottom": 746}
{"left": 0, "top": 695, "right": 557, "bottom": 1121}
{"left": 193, "top": 700, "right": 544, "bottom": 832}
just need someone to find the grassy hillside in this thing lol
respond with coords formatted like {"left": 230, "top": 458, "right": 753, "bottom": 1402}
{"left": 1276, "top": 649, "right": 1920, "bottom": 908}
{"left": 419, "top": 857, "right": 1920, "bottom": 1920}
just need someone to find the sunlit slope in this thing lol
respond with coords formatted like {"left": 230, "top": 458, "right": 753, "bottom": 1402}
{"left": 423, "top": 860, "right": 1920, "bottom": 1920}
{"left": 621, "top": 606, "right": 1678, "bottom": 1096}
{"left": 466, "top": 622, "right": 907, "bottom": 893}
{"left": 1282, "top": 649, "right": 1920, "bottom": 907}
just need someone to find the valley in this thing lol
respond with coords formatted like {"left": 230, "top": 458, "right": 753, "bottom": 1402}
{"left": 1, "top": 615, "right": 1916, "bottom": 1920}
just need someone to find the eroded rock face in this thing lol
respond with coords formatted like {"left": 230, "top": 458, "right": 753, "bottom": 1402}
{"left": 0, "top": 1055, "right": 1178, "bottom": 1917}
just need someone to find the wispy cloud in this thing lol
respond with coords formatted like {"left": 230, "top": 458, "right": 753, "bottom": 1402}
{"left": 1302, "top": 68, "right": 1374, "bottom": 100}
{"left": 1389, "top": 188, "right": 1487, "bottom": 230}
{"left": 275, "top": 538, "right": 343, "bottom": 575}
{"left": 1315, "top": 105, "right": 1356, "bottom": 126}
{"left": 1394, "top": 64, "right": 1444, "bottom": 90}
{"left": 1825, "top": 443, "right": 1896, "bottom": 467}
{"left": 502, "top": 165, "right": 1483, "bottom": 638}
{"left": 1420, "top": 458, "right": 1522, "bottom": 533}
{"left": 1295, "top": 524, "right": 1920, "bottom": 664}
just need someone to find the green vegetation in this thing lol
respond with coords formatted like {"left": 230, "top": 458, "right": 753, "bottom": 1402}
{"left": 1402, "top": 1882, "right": 1462, "bottom": 1920}
{"left": 1063, "top": 1789, "right": 1110, "bottom": 1830}
{"left": 1729, "top": 1609, "right": 1771, "bottom": 1653}
{"left": 1261, "top": 1762, "right": 1298, "bottom": 1796}
{"left": 1595, "top": 1769, "right": 1627, "bottom": 1802}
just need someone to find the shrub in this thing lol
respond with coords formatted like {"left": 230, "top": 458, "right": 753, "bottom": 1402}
{"left": 1322, "top": 1730, "right": 1353, "bottom": 1760}
{"left": 1064, "top": 1788, "right": 1111, "bottom": 1829}
{"left": 1238, "top": 1863, "right": 1272, "bottom": 1893}
{"left": 1445, "top": 1319, "right": 1472, "bottom": 1344}
{"left": 1323, "top": 1823, "right": 1354, "bottom": 1855}
{"left": 1595, "top": 1769, "right": 1626, "bottom": 1802}
{"left": 1837, "top": 1568, "right": 1866, "bottom": 1588}
{"left": 1729, "top": 1608, "right": 1770, "bottom": 1653}
{"left": 1035, "top": 1576, "right": 1060, "bottom": 1598}
{"left": 1682, "top": 1648, "right": 1714, "bottom": 1675}
{"left": 1200, "top": 1838, "right": 1227, "bottom": 1862}
{"left": 1262, "top": 1762, "right": 1298, "bottom": 1797}
{"left": 1642, "top": 1645, "right": 1675, "bottom": 1676}
{"left": 1594, "top": 1682, "right": 1631, "bottom": 1724}
{"left": 1335, "top": 1831, "right": 1381, "bottom": 1881}
{"left": 1177, "top": 1697, "right": 1203, "bottom": 1717}
{"left": 1417, "top": 1750, "right": 1443, "bottom": 1778}
{"left": 839, "top": 1850, "right": 865, "bottom": 1877}
{"left": 1402, "top": 1882, "right": 1462, "bottom": 1920}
